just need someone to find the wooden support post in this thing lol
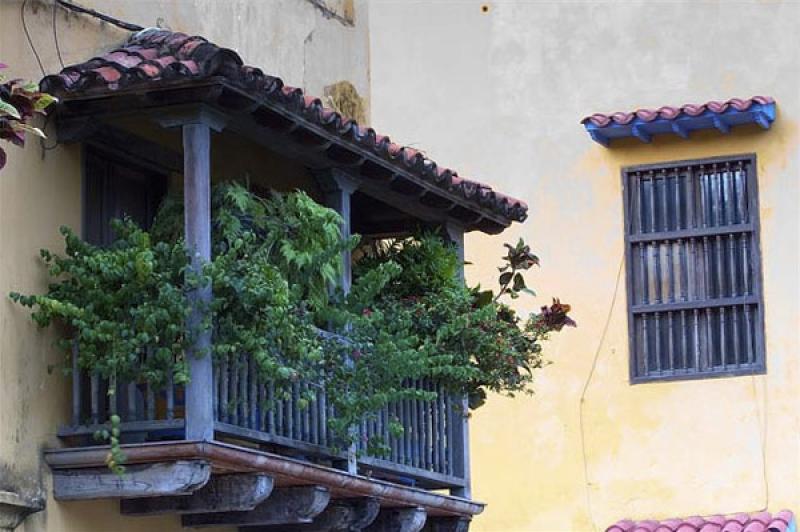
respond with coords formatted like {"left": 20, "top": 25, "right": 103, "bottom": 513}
{"left": 444, "top": 223, "right": 471, "bottom": 500}
{"left": 364, "top": 507, "right": 427, "bottom": 532}
{"left": 182, "top": 486, "right": 330, "bottom": 528}
{"left": 424, "top": 516, "right": 471, "bottom": 532}
{"left": 52, "top": 461, "right": 211, "bottom": 501}
{"left": 317, "top": 169, "right": 360, "bottom": 474}
{"left": 319, "top": 169, "right": 359, "bottom": 295}
{"left": 155, "top": 106, "right": 225, "bottom": 442}
{"left": 244, "top": 497, "right": 380, "bottom": 532}
{"left": 183, "top": 120, "right": 214, "bottom": 441}
{"left": 120, "top": 473, "right": 273, "bottom": 516}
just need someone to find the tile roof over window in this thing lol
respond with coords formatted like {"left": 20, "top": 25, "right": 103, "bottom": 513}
{"left": 606, "top": 510, "right": 795, "bottom": 532}
{"left": 40, "top": 29, "right": 527, "bottom": 227}
{"left": 582, "top": 96, "right": 776, "bottom": 146}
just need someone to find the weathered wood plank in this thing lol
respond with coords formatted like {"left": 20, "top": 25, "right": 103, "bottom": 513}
{"left": 182, "top": 486, "right": 330, "bottom": 528}
{"left": 52, "top": 460, "right": 210, "bottom": 501}
{"left": 0, "top": 490, "right": 44, "bottom": 530}
{"left": 245, "top": 497, "right": 380, "bottom": 532}
{"left": 120, "top": 473, "right": 273, "bottom": 516}
{"left": 423, "top": 517, "right": 470, "bottom": 532}
{"left": 364, "top": 507, "right": 427, "bottom": 532}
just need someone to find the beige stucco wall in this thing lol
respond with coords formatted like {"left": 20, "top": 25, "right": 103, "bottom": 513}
{"left": 370, "top": 1, "right": 799, "bottom": 531}
{"left": 0, "top": 1, "right": 369, "bottom": 530}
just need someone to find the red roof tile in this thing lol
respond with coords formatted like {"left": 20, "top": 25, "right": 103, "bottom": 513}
{"left": 607, "top": 511, "right": 794, "bottom": 532}
{"left": 40, "top": 29, "right": 526, "bottom": 225}
{"left": 582, "top": 96, "right": 775, "bottom": 128}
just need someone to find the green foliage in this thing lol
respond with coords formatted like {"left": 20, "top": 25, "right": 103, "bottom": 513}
{"left": 0, "top": 63, "right": 56, "bottom": 170}
{"left": 354, "top": 232, "right": 460, "bottom": 298}
{"left": 11, "top": 182, "right": 574, "bottom": 457}
{"left": 10, "top": 220, "right": 193, "bottom": 388}
{"left": 353, "top": 234, "right": 576, "bottom": 410}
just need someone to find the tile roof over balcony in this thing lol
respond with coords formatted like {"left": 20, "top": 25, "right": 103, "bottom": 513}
{"left": 582, "top": 96, "right": 776, "bottom": 146}
{"left": 606, "top": 510, "right": 795, "bottom": 532}
{"left": 40, "top": 29, "right": 527, "bottom": 231}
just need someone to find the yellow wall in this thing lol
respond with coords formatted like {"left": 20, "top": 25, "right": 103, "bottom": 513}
{"left": 370, "top": 1, "right": 799, "bottom": 531}
{"left": 0, "top": 1, "right": 369, "bottom": 530}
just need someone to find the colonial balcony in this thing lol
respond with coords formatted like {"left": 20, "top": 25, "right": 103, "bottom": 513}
{"left": 39, "top": 29, "right": 528, "bottom": 531}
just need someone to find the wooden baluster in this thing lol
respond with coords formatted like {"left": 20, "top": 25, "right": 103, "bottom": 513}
{"left": 310, "top": 385, "right": 319, "bottom": 445}
{"left": 258, "top": 373, "right": 267, "bottom": 432}
{"left": 219, "top": 354, "right": 229, "bottom": 424}
{"left": 276, "top": 384, "right": 285, "bottom": 436}
{"left": 445, "top": 394, "right": 455, "bottom": 477}
{"left": 319, "top": 386, "right": 327, "bottom": 446}
{"left": 212, "top": 356, "right": 219, "bottom": 422}
{"left": 229, "top": 354, "right": 239, "bottom": 426}
{"left": 146, "top": 348, "right": 155, "bottom": 421}
{"left": 127, "top": 381, "right": 137, "bottom": 422}
{"left": 267, "top": 381, "right": 275, "bottom": 434}
{"left": 249, "top": 356, "right": 257, "bottom": 429}
{"left": 166, "top": 371, "right": 175, "bottom": 420}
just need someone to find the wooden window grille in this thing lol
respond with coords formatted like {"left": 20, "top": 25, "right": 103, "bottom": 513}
{"left": 622, "top": 155, "right": 766, "bottom": 382}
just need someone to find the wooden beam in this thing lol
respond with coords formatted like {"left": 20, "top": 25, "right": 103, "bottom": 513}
{"left": 52, "top": 460, "right": 210, "bottom": 501}
{"left": 56, "top": 118, "right": 182, "bottom": 172}
{"left": 245, "top": 497, "right": 380, "bottom": 532}
{"left": 364, "top": 507, "right": 427, "bottom": 532}
{"left": 119, "top": 473, "right": 273, "bottom": 516}
{"left": 424, "top": 517, "right": 471, "bottom": 532}
{"left": 182, "top": 119, "right": 215, "bottom": 441}
{"left": 182, "top": 486, "right": 330, "bottom": 528}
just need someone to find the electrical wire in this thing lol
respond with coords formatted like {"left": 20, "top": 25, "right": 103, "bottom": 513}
{"left": 55, "top": 0, "right": 144, "bottom": 32}
{"left": 52, "top": 0, "right": 65, "bottom": 69}
{"left": 579, "top": 252, "right": 625, "bottom": 532}
{"left": 21, "top": 0, "right": 47, "bottom": 77}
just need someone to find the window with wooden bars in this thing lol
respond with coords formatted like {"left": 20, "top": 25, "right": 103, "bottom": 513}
{"left": 622, "top": 155, "right": 765, "bottom": 382}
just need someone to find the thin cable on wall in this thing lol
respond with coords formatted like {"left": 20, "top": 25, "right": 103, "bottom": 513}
{"left": 579, "top": 252, "right": 625, "bottom": 532}
{"left": 21, "top": 0, "right": 47, "bottom": 77}
{"left": 53, "top": 0, "right": 65, "bottom": 69}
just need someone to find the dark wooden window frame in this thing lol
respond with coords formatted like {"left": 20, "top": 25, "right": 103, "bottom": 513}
{"left": 622, "top": 153, "right": 767, "bottom": 384}
{"left": 81, "top": 144, "right": 169, "bottom": 244}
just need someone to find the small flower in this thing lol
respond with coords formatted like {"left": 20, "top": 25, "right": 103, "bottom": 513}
{"left": 539, "top": 298, "right": 577, "bottom": 330}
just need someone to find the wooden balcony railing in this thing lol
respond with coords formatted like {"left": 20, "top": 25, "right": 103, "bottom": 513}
{"left": 59, "top": 347, "right": 470, "bottom": 493}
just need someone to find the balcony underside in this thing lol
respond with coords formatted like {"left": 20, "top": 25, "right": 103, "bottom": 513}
{"left": 46, "top": 440, "right": 481, "bottom": 531}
